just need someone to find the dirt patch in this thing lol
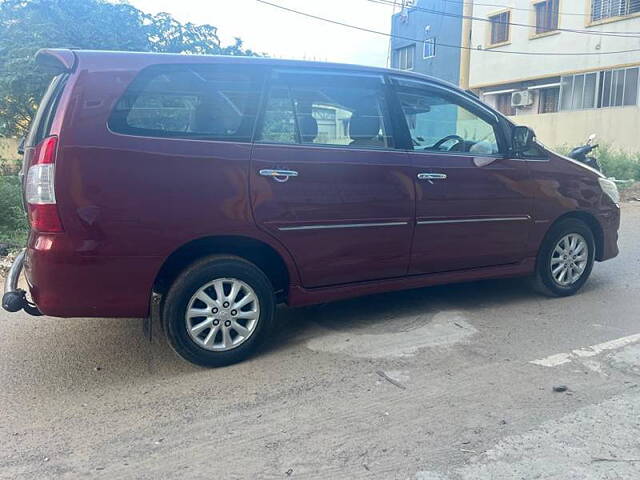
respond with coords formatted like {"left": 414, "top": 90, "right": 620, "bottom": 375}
{"left": 306, "top": 310, "right": 477, "bottom": 358}
{"left": 621, "top": 182, "right": 640, "bottom": 202}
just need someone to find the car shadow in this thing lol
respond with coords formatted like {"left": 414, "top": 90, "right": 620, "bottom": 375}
{"left": 1, "top": 273, "right": 600, "bottom": 397}
{"left": 263, "top": 276, "right": 537, "bottom": 353}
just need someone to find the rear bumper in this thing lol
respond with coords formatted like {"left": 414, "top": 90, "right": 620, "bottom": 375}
{"left": 23, "top": 233, "right": 161, "bottom": 317}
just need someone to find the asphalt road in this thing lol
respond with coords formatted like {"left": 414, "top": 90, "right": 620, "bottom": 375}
{"left": 1, "top": 203, "right": 639, "bottom": 480}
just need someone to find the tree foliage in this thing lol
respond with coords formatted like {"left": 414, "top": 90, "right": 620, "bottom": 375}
{"left": 0, "top": 0, "right": 258, "bottom": 136}
{"left": 0, "top": 175, "right": 28, "bottom": 245}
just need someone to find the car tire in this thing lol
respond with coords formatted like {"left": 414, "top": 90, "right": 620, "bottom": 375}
{"left": 532, "top": 218, "right": 596, "bottom": 297}
{"left": 163, "top": 255, "right": 275, "bottom": 367}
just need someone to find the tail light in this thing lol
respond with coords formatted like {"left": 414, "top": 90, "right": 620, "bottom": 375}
{"left": 25, "top": 136, "right": 63, "bottom": 233}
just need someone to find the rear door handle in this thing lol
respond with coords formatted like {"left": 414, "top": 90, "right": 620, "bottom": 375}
{"left": 417, "top": 173, "right": 447, "bottom": 181}
{"left": 259, "top": 169, "right": 299, "bottom": 183}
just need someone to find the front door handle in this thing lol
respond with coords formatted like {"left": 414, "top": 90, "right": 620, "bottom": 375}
{"left": 417, "top": 173, "right": 447, "bottom": 181}
{"left": 259, "top": 169, "right": 299, "bottom": 183}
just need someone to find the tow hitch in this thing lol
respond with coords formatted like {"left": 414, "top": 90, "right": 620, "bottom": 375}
{"left": 2, "top": 249, "right": 42, "bottom": 316}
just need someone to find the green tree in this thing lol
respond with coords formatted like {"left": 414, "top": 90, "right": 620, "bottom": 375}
{"left": 0, "top": 0, "right": 258, "bottom": 136}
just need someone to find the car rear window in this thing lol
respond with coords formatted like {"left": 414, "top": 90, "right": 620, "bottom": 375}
{"left": 25, "top": 73, "right": 69, "bottom": 147}
{"left": 108, "top": 64, "right": 264, "bottom": 142}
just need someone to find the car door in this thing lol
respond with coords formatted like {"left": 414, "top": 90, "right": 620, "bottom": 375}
{"left": 389, "top": 76, "right": 533, "bottom": 274}
{"left": 250, "top": 69, "right": 414, "bottom": 288}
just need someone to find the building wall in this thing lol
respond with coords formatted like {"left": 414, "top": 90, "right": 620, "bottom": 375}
{"left": 514, "top": 105, "right": 640, "bottom": 152}
{"left": 464, "top": 0, "right": 640, "bottom": 152}
{"left": 390, "top": 0, "right": 464, "bottom": 85}
{"left": 469, "top": 0, "right": 640, "bottom": 88}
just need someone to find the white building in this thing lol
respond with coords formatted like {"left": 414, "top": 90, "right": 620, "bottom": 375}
{"left": 469, "top": 0, "right": 640, "bottom": 151}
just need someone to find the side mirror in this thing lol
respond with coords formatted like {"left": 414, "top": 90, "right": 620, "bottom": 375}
{"left": 512, "top": 126, "right": 535, "bottom": 154}
{"left": 17, "top": 137, "right": 25, "bottom": 156}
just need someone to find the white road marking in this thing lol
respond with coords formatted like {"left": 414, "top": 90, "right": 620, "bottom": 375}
{"left": 532, "top": 352, "right": 573, "bottom": 367}
{"left": 531, "top": 333, "right": 640, "bottom": 367}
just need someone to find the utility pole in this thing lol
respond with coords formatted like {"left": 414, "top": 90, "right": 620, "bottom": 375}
{"left": 459, "top": 0, "right": 473, "bottom": 89}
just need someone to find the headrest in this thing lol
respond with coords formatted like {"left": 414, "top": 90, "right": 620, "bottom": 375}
{"left": 349, "top": 113, "right": 380, "bottom": 139}
{"left": 299, "top": 115, "right": 318, "bottom": 143}
{"left": 193, "top": 95, "right": 236, "bottom": 134}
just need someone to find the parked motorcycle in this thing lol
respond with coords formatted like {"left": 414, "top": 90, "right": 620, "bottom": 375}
{"left": 568, "top": 134, "right": 601, "bottom": 172}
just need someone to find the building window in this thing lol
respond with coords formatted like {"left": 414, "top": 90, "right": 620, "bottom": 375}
{"left": 495, "top": 93, "right": 516, "bottom": 116}
{"left": 591, "top": 0, "right": 640, "bottom": 22}
{"left": 599, "top": 67, "right": 639, "bottom": 107}
{"left": 423, "top": 37, "right": 436, "bottom": 58}
{"left": 559, "top": 72, "right": 598, "bottom": 111}
{"left": 538, "top": 88, "right": 560, "bottom": 113}
{"left": 489, "top": 11, "right": 510, "bottom": 45}
{"left": 560, "top": 67, "right": 638, "bottom": 111}
{"left": 393, "top": 44, "right": 415, "bottom": 70}
{"left": 534, "top": 0, "right": 559, "bottom": 34}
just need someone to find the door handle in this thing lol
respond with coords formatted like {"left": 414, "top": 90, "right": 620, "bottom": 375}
{"left": 259, "top": 169, "right": 299, "bottom": 183}
{"left": 417, "top": 173, "right": 447, "bottom": 181}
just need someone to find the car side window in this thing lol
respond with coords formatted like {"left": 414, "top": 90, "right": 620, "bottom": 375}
{"left": 109, "top": 64, "right": 263, "bottom": 142}
{"left": 394, "top": 81, "right": 500, "bottom": 155}
{"left": 258, "top": 71, "right": 393, "bottom": 149}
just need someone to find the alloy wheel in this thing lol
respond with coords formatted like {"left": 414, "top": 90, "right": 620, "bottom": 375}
{"left": 185, "top": 278, "right": 260, "bottom": 351}
{"left": 550, "top": 233, "right": 589, "bottom": 286}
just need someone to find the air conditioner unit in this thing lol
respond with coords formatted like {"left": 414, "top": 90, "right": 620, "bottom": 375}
{"left": 511, "top": 90, "right": 534, "bottom": 107}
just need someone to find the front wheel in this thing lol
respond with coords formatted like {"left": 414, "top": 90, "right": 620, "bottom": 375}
{"left": 533, "top": 219, "right": 595, "bottom": 297}
{"left": 163, "top": 255, "right": 275, "bottom": 367}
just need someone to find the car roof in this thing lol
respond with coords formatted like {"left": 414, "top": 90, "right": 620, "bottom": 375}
{"left": 38, "top": 48, "right": 462, "bottom": 92}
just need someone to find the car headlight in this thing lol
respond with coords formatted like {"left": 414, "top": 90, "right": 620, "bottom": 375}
{"left": 598, "top": 177, "right": 620, "bottom": 204}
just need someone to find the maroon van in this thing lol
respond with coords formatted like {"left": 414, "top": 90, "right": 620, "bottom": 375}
{"left": 2, "top": 50, "right": 620, "bottom": 366}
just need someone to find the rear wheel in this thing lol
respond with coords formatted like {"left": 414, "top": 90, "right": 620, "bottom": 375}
{"left": 163, "top": 255, "right": 275, "bottom": 367}
{"left": 533, "top": 218, "right": 595, "bottom": 297}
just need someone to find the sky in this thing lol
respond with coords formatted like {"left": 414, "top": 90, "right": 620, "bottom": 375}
{"left": 127, "top": 0, "right": 396, "bottom": 67}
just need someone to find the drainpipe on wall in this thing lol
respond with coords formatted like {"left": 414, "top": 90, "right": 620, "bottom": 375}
{"left": 459, "top": 0, "right": 473, "bottom": 89}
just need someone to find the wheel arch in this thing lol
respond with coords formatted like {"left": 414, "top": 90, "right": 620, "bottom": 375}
{"left": 546, "top": 211, "right": 605, "bottom": 261}
{"left": 153, "top": 235, "right": 298, "bottom": 303}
